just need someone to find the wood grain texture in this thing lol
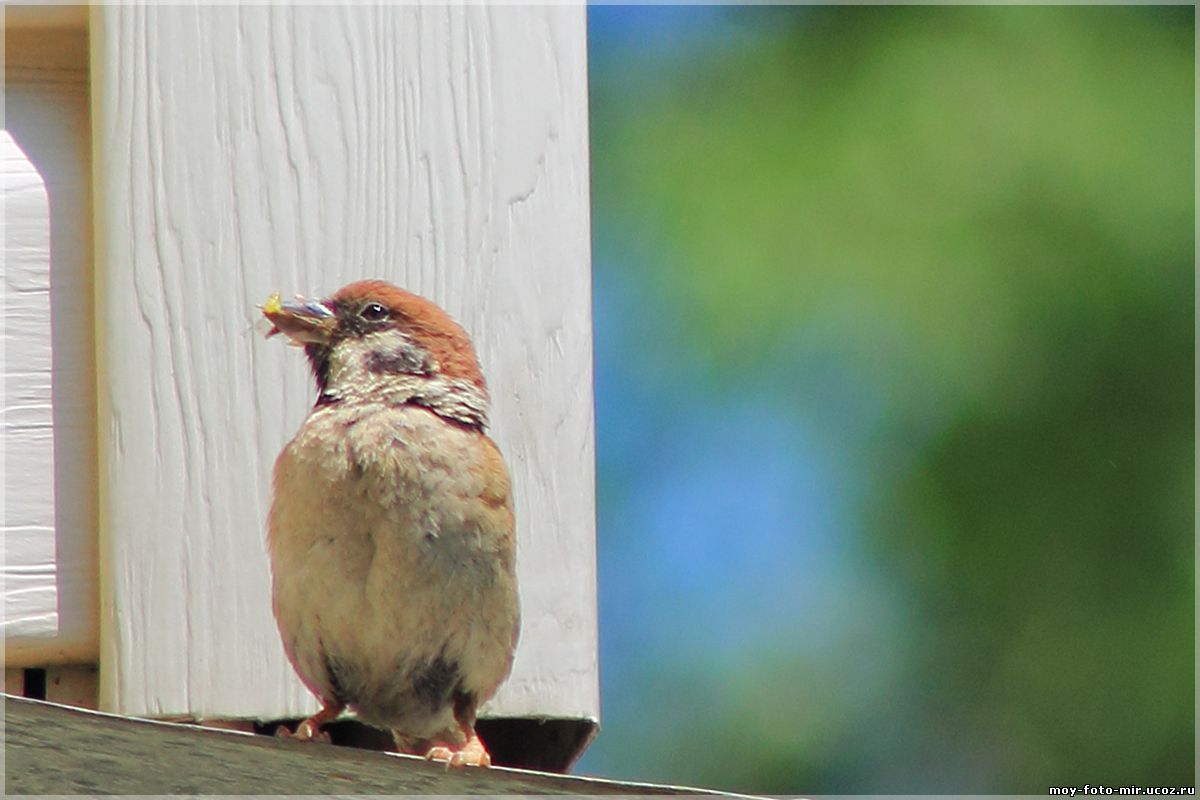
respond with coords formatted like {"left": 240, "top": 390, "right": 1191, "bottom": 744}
{"left": 5, "top": 696, "right": 727, "bottom": 796}
{"left": 2, "top": 25, "right": 99, "bottom": 666}
{"left": 91, "top": 6, "right": 597, "bottom": 723}
{"left": 2, "top": 133, "right": 57, "bottom": 649}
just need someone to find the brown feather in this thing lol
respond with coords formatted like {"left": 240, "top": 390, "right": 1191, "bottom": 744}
{"left": 330, "top": 280, "right": 487, "bottom": 393}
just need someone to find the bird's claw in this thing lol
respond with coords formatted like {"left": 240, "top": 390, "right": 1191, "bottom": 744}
{"left": 424, "top": 735, "right": 491, "bottom": 767}
{"left": 276, "top": 719, "right": 332, "bottom": 743}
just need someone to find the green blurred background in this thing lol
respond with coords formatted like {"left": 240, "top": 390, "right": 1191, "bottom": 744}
{"left": 577, "top": 6, "right": 1194, "bottom": 794}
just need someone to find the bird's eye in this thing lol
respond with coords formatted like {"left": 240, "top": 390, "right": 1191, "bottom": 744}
{"left": 359, "top": 302, "right": 389, "bottom": 322}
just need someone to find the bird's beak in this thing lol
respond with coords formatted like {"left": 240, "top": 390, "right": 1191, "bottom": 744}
{"left": 261, "top": 292, "right": 337, "bottom": 346}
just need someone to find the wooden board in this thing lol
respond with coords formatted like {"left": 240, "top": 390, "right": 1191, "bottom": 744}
{"left": 2, "top": 23, "right": 98, "bottom": 667}
{"left": 90, "top": 6, "right": 597, "bottom": 723}
{"left": 4, "top": 696, "right": 732, "bottom": 796}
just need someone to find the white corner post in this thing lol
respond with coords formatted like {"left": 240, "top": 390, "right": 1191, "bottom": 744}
{"left": 90, "top": 5, "right": 597, "bottom": 732}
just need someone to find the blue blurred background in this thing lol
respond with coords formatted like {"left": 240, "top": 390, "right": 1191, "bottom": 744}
{"left": 576, "top": 6, "right": 1193, "bottom": 794}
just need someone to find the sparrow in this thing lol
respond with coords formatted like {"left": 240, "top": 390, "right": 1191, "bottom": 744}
{"left": 261, "top": 279, "right": 519, "bottom": 767}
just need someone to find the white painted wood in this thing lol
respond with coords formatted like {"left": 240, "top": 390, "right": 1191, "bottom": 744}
{"left": 4, "top": 5, "right": 88, "bottom": 32}
{"left": 2, "top": 25, "right": 99, "bottom": 667}
{"left": 91, "top": 6, "right": 597, "bottom": 723}
{"left": 45, "top": 665, "right": 99, "bottom": 708}
{"left": 2, "top": 132, "right": 57, "bottom": 648}
{"left": 3, "top": 664, "right": 101, "bottom": 709}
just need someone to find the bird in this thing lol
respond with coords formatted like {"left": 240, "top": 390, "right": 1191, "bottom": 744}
{"left": 261, "top": 279, "right": 519, "bottom": 767}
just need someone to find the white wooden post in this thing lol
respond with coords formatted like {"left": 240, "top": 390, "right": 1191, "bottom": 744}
{"left": 3, "top": 18, "right": 99, "bottom": 670}
{"left": 85, "top": 5, "right": 597, "bottom": 735}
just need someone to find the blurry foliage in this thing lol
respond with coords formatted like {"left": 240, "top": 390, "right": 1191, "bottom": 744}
{"left": 588, "top": 5, "right": 1192, "bottom": 793}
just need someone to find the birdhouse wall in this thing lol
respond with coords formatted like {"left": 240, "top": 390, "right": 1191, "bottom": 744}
{"left": 88, "top": 6, "right": 597, "bottom": 723}
{"left": 3, "top": 20, "right": 99, "bottom": 668}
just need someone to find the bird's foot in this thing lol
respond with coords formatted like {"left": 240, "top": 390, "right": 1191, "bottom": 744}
{"left": 276, "top": 718, "right": 332, "bottom": 743}
{"left": 275, "top": 702, "right": 344, "bottom": 743}
{"left": 424, "top": 732, "right": 491, "bottom": 768}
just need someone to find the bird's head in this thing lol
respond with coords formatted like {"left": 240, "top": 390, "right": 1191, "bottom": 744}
{"left": 262, "top": 280, "right": 490, "bottom": 428}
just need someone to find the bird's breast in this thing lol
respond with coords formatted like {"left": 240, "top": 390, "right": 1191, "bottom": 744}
{"left": 271, "top": 402, "right": 514, "bottom": 575}
{"left": 267, "top": 401, "right": 519, "bottom": 718}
